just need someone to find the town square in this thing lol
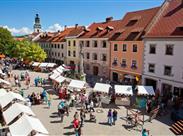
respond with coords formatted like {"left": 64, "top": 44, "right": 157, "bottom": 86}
{"left": 0, "top": 0, "right": 183, "bottom": 136}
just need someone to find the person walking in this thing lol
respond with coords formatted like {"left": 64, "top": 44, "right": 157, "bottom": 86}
{"left": 47, "top": 94, "right": 52, "bottom": 109}
{"left": 74, "top": 112, "right": 79, "bottom": 120}
{"left": 142, "top": 129, "right": 149, "bottom": 136}
{"left": 113, "top": 109, "right": 118, "bottom": 125}
{"left": 107, "top": 109, "right": 113, "bottom": 126}
{"left": 89, "top": 100, "right": 95, "bottom": 112}
{"left": 80, "top": 109, "right": 85, "bottom": 126}
{"left": 73, "top": 118, "right": 80, "bottom": 136}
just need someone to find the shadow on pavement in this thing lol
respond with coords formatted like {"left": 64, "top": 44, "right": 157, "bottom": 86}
{"left": 64, "top": 124, "right": 73, "bottom": 129}
{"left": 63, "top": 131, "right": 75, "bottom": 135}
{"left": 101, "top": 103, "right": 120, "bottom": 109}
{"left": 49, "top": 115, "right": 59, "bottom": 118}
{"left": 50, "top": 120, "right": 62, "bottom": 123}
{"left": 98, "top": 122, "right": 109, "bottom": 126}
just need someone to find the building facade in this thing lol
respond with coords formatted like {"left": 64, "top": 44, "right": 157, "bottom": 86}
{"left": 142, "top": 0, "right": 183, "bottom": 96}
{"left": 110, "top": 7, "right": 159, "bottom": 84}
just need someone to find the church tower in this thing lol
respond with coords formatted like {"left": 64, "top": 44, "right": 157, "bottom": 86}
{"left": 33, "top": 14, "right": 41, "bottom": 33}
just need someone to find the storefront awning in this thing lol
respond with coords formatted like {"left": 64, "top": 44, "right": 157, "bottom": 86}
{"left": 9, "top": 114, "right": 49, "bottom": 136}
{"left": 0, "top": 92, "right": 25, "bottom": 109}
{"left": 115, "top": 85, "right": 133, "bottom": 96}
{"left": 93, "top": 83, "right": 111, "bottom": 94}
{"left": 47, "top": 63, "right": 56, "bottom": 68}
{"left": 137, "top": 86, "right": 155, "bottom": 95}
{"left": 68, "top": 80, "right": 86, "bottom": 90}
{"left": 39, "top": 63, "right": 49, "bottom": 67}
{"left": 3, "top": 103, "right": 35, "bottom": 125}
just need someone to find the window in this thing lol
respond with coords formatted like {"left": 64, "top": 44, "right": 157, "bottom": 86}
{"left": 62, "top": 53, "right": 64, "bottom": 57}
{"left": 73, "top": 51, "right": 76, "bottom": 57}
{"left": 51, "top": 44, "right": 53, "bottom": 48}
{"left": 55, "top": 44, "right": 57, "bottom": 48}
{"left": 101, "top": 54, "right": 107, "bottom": 61}
{"left": 121, "top": 59, "right": 126, "bottom": 67}
{"left": 61, "top": 44, "right": 64, "bottom": 49}
{"left": 93, "top": 41, "right": 98, "bottom": 47}
{"left": 68, "top": 51, "right": 71, "bottom": 56}
{"left": 114, "top": 44, "right": 118, "bottom": 51}
{"left": 149, "top": 44, "right": 156, "bottom": 54}
{"left": 58, "top": 44, "right": 60, "bottom": 49}
{"left": 93, "top": 53, "right": 97, "bottom": 60}
{"left": 73, "top": 40, "right": 76, "bottom": 46}
{"left": 123, "top": 44, "right": 127, "bottom": 52}
{"left": 126, "top": 19, "right": 138, "bottom": 27}
{"left": 86, "top": 41, "right": 90, "bottom": 47}
{"left": 112, "top": 58, "right": 117, "bottom": 66}
{"left": 164, "top": 66, "right": 172, "bottom": 76}
{"left": 133, "top": 44, "right": 137, "bottom": 52}
{"left": 148, "top": 64, "right": 155, "bottom": 73}
{"left": 68, "top": 41, "right": 71, "bottom": 46}
{"left": 58, "top": 53, "right": 60, "bottom": 57}
{"left": 55, "top": 52, "right": 57, "bottom": 57}
{"left": 102, "top": 41, "right": 107, "bottom": 48}
{"left": 165, "top": 44, "right": 174, "bottom": 55}
{"left": 86, "top": 64, "right": 90, "bottom": 70}
{"left": 86, "top": 53, "right": 90, "bottom": 59}
{"left": 131, "top": 60, "right": 137, "bottom": 69}
{"left": 126, "top": 32, "right": 140, "bottom": 41}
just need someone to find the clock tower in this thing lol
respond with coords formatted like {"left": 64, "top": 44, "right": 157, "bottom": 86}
{"left": 33, "top": 14, "right": 41, "bottom": 33}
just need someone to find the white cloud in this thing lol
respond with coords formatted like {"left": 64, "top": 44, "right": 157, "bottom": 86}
{"left": 45, "top": 23, "right": 64, "bottom": 32}
{"left": 1, "top": 25, "right": 33, "bottom": 36}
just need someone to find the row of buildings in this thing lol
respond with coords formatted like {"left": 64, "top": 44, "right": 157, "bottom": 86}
{"left": 34, "top": 0, "right": 183, "bottom": 97}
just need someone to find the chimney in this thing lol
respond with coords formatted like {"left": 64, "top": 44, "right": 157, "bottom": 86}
{"left": 75, "top": 24, "right": 78, "bottom": 28}
{"left": 58, "top": 30, "right": 60, "bottom": 33}
{"left": 64, "top": 25, "right": 67, "bottom": 30}
{"left": 106, "top": 17, "right": 113, "bottom": 22}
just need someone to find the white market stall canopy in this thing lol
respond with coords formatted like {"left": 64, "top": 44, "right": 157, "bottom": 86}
{"left": 47, "top": 63, "right": 56, "bottom": 68}
{"left": 68, "top": 80, "right": 86, "bottom": 90}
{"left": 115, "top": 85, "right": 133, "bottom": 96}
{"left": 0, "top": 78, "right": 10, "bottom": 85}
{"left": 32, "top": 62, "right": 41, "bottom": 67}
{"left": 0, "top": 88, "right": 7, "bottom": 97}
{"left": 93, "top": 83, "right": 111, "bottom": 94}
{"left": 53, "top": 69, "right": 61, "bottom": 75}
{"left": 56, "top": 67, "right": 64, "bottom": 74}
{"left": 0, "top": 92, "right": 25, "bottom": 109}
{"left": 49, "top": 73, "right": 60, "bottom": 80}
{"left": 137, "top": 86, "right": 155, "bottom": 95}
{"left": 3, "top": 103, "right": 35, "bottom": 125}
{"left": 9, "top": 114, "right": 49, "bottom": 136}
{"left": 39, "top": 63, "right": 49, "bottom": 68}
{"left": 54, "top": 76, "right": 66, "bottom": 83}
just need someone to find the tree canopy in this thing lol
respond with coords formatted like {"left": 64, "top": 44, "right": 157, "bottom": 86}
{"left": 0, "top": 27, "right": 47, "bottom": 62}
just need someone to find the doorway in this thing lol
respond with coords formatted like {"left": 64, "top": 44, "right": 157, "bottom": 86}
{"left": 145, "top": 78, "right": 157, "bottom": 90}
{"left": 112, "top": 72, "right": 118, "bottom": 82}
{"left": 93, "top": 66, "right": 99, "bottom": 76}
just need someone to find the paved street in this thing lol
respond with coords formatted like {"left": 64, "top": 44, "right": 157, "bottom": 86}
{"left": 11, "top": 70, "right": 174, "bottom": 136}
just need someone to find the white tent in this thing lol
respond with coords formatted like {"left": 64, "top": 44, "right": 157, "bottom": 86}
{"left": 137, "top": 86, "right": 155, "bottom": 95}
{"left": 32, "top": 62, "right": 40, "bottom": 67}
{"left": 9, "top": 114, "right": 48, "bottom": 136}
{"left": 93, "top": 83, "right": 111, "bottom": 93}
{"left": 39, "top": 63, "right": 48, "bottom": 67}
{"left": 115, "top": 85, "right": 133, "bottom": 96}
{"left": 53, "top": 69, "right": 60, "bottom": 75}
{"left": 49, "top": 73, "right": 59, "bottom": 80}
{"left": 0, "top": 88, "right": 7, "bottom": 97}
{"left": 54, "top": 76, "right": 66, "bottom": 83}
{"left": 3, "top": 103, "right": 35, "bottom": 125}
{"left": 56, "top": 67, "right": 64, "bottom": 74}
{"left": 68, "top": 80, "right": 86, "bottom": 90}
{"left": 47, "top": 63, "right": 56, "bottom": 68}
{"left": 0, "top": 78, "right": 10, "bottom": 85}
{"left": 0, "top": 92, "right": 25, "bottom": 109}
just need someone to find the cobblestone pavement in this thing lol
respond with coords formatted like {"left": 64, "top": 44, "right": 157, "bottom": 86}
{"left": 10, "top": 70, "right": 174, "bottom": 136}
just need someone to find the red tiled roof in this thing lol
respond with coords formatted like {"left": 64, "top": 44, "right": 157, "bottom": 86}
{"left": 145, "top": 0, "right": 183, "bottom": 38}
{"left": 66, "top": 26, "right": 84, "bottom": 37}
{"left": 37, "top": 32, "right": 58, "bottom": 42}
{"left": 110, "top": 7, "right": 160, "bottom": 41}
{"left": 79, "top": 19, "right": 122, "bottom": 39}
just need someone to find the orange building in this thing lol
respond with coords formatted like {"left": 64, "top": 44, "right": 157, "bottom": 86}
{"left": 109, "top": 7, "right": 159, "bottom": 84}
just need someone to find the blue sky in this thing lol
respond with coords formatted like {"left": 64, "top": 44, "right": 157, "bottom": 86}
{"left": 0, "top": 0, "right": 163, "bottom": 35}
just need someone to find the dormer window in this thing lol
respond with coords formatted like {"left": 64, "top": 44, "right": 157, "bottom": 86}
{"left": 96, "top": 27, "right": 104, "bottom": 31}
{"left": 106, "top": 26, "right": 114, "bottom": 32}
{"left": 126, "top": 19, "right": 138, "bottom": 27}
{"left": 125, "top": 32, "right": 140, "bottom": 41}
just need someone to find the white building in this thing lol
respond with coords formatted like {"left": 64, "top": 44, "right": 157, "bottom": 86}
{"left": 142, "top": 0, "right": 183, "bottom": 97}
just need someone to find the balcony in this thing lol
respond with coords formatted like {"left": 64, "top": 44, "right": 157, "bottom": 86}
{"left": 112, "top": 62, "right": 117, "bottom": 66}
{"left": 121, "top": 63, "right": 127, "bottom": 68}
{"left": 131, "top": 65, "right": 137, "bottom": 69}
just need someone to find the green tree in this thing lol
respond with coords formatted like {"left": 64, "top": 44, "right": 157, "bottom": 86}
{"left": 0, "top": 27, "right": 14, "bottom": 54}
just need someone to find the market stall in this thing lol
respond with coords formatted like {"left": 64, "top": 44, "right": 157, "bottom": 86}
{"left": 3, "top": 103, "right": 35, "bottom": 125}
{"left": 68, "top": 79, "right": 86, "bottom": 91}
{"left": 0, "top": 92, "right": 25, "bottom": 110}
{"left": 114, "top": 85, "right": 133, "bottom": 106}
{"left": 9, "top": 114, "right": 48, "bottom": 136}
{"left": 0, "top": 88, "right": 7, "bottom": 97}
{"left": 49, "top": 72, "right": 60, "bottom": 80}
{"left": 47, "top": 63, "right": 56, "bottom": 68}
{"left": 93, "top": 83, "right": 111, "bottom": 104}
